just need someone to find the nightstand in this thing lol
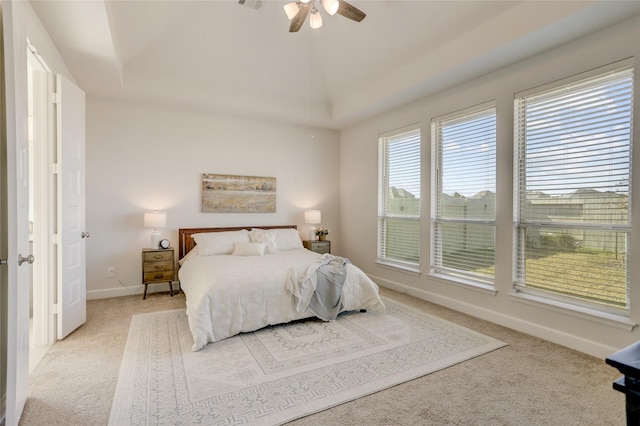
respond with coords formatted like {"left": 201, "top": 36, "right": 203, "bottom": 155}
{"left": 142, "top": 248, "right": 176, "bottom": 299}
{"left": 303, "top": 240, "right": 331, "bottom": 254}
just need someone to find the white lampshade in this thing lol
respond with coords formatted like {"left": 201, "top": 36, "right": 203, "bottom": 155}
{"left": 144, "top": 211, "right": 167, "bottom": 229}
{"left": 309, "top": 8, "right": 323, "bottom": 29}
{"left": 305, "top": 210, "right": 321, "bottom": 224}
{"left": 321, "top": 0, "right": 339, "bottom": 15}
{"left": 283, "top": 2, "right": 299, "bottom": 20}
{"left": 144, "top": 211, "right": 167, "bottom": 248}
{"left": 305, "top": 209, "right": 321, "bottom": 241}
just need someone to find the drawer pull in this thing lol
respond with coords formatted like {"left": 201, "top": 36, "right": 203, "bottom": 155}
{"left": 153, "top": 255, "right": 163, "bottom": 259}
{"left": 154, "top": 274, "right": 164, "bottom": 279}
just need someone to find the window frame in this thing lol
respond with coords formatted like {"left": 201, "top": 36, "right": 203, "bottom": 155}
{"left": 377, "top": 124, "right": 421, "bottom": 273}
{"left": 513, "top": 60, "right": 634, "bottom": 315}
{"left": 431, "top": 102, "right": 497, "bottom": 286}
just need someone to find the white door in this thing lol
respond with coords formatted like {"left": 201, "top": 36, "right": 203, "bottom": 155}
{"left": 57, "top": 74, "right": 86, "bottom": 339}
{"left": 3, "top": 2, "right": 32, "bottom": 423}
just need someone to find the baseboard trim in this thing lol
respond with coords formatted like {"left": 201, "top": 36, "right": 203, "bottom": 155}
{"left": 87, "top": 282, "right": 179, "bottom": 300}
{"left": 370, "top": 274, "right": 619, "bottom": 359}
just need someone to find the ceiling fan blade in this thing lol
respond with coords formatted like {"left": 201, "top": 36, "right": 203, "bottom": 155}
{"left": 336, "top": 0, "right": 366, "bottom": 22}
{"left": 289, "top": 4, "right": 311, "bottom": 32}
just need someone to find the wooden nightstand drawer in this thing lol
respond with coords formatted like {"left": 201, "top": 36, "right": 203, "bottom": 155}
{"left": 303, "top": 240, "right": 331, "bottom": 254}
{"left": 143, "top": 270, "right": 175, "bottom": 282}
{"left": 143, "top": 261, "right": 173, "bottom": 273}
{"left": 143, "top": 250, "right": 173, "bottom": 262}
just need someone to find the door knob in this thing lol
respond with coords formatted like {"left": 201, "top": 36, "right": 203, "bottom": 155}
{"left": 81, "top": 232, "right": 91, "bottom": 239}
{"left": 18, "top": 254, "right": 35, "bottom": 266}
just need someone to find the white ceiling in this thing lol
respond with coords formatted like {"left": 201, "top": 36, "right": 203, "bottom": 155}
{"left": 31, "top": 0, "right": 640, "bottom": 129}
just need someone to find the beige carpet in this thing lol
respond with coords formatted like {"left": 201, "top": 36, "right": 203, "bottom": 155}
{"left": 20, "top": 288, "right": 626, "bottom": 425}
{"left": 108, "top": 298, "right": 505, "bottom": 425}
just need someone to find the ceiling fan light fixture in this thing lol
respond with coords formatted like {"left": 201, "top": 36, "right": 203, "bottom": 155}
{"left": 283, "top": 2, "right": 300, "bottom": 20}
{"left": 309, "top": 7, "right": 323, "bottom": 29}
{"left": 287, "top": 0, "right": 365, "bottom": 32}
{"left": 321, "top": 0, "right": 339, "bottom": 16}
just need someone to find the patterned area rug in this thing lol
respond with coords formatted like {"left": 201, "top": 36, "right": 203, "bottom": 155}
{"left": 109, "top": 298, "right": 506, "bottom": 425}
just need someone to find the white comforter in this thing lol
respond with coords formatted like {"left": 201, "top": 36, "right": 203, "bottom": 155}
{"left": 179, "top": 248, "right": 386, "bottom": 351}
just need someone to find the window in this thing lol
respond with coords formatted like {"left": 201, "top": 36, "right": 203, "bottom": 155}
{"left": 514, "top": 63, "right": 633, "bottom": 312}
{"left": 378, "top": 125, "right": 421, "bottom": 270}
{"left": 432, "top": 103, "right": 497, "bottom": 283}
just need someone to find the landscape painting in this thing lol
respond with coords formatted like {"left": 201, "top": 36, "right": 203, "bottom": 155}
{"left": 202, "top": 173, "right": 276, "bottom": 213}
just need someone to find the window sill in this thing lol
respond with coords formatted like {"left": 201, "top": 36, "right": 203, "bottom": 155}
{"left": 510, "top": 289, "right": 636, "bottom": 332}
{"left": 375, "top": 260, "right": 421, "bottom": 276}
{"left": 428, "top": 273, "right": 497, "bottom": 296}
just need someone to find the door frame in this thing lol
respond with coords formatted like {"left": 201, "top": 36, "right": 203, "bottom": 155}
{"left": 1, "top": 2, "right": 8, "bottom": 421}
{"left": 27, "top": 40, "right": 55, "bottom": 348}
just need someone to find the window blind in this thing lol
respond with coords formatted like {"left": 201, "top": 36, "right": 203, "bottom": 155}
{"left": 514, "top": 64, "right": 633, "bottom": 311}
{"left": 432, "top": 104, "right": 496, "bottom": 282}
{"left": 378, "top": 126, "right": 421, "bottom": 268}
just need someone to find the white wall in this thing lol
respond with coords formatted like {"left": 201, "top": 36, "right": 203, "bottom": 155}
{"left": 339, "top": 15, "right": 640, "bottom": 358}
{"left": 86, "top": 98, "right": 340, "bottom": 298}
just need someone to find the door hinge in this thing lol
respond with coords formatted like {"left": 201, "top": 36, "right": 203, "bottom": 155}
{"left": 49, "top": 91, "right": 61, "bottom": 104}
{"left": 52, "top": 163, "right": 60, "bottom": 174}
{"left": 51, "top": 234, "right": 60, "bottom": 245}
{"left": 0, "top": 258, "right": 7, "bottom": 266}
{"left": 51, "top": 303, "right": 61, "bottom": 315}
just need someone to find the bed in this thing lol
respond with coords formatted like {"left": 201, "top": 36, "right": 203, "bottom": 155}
{"left": 178, "top": 225, "right": 386, "bottom": 351}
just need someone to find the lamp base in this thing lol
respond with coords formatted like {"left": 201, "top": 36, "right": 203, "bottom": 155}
{"left": 308, "top": 227, "right": 317, "bottom": 241}
{"left": 150, "top": 231, "right": 161, "bottom": 249}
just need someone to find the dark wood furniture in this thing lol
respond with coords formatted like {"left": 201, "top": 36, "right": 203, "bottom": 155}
{"left": 142, "top": 247, "right": 176, "bottom": 299}
{"left": 303, "top": 240, "right": 331, "bottom": 254}
{"left": 178, "top": 225, "right": 298, "bottom": 259}
{"left": 606, "top": 341, "right": 640, "bottom": 425}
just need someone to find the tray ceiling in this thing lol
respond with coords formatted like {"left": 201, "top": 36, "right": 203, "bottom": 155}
{"left": 31, "top": 0, "right": 640, "bottom": 129}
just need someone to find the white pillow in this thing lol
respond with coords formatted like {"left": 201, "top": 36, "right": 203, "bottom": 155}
{"left": 232, "top": 242, "right": 266, "bottom": 256}
{"left": 257, "top": 228, "right": 302, "bottom": 251}
{"left": 192, "top": 230, "right": 250, "bottom": 255}
{"left": 249, "top": 229, "right": 279, "bottom": 254}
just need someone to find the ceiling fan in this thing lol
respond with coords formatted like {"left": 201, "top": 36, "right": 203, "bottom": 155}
{"left": 283, "top": 0, "right": 366, "bottom": 32}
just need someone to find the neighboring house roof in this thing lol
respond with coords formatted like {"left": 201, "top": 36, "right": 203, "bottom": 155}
{"left": 390, "top": 187, "right": 416, "bottom": 199}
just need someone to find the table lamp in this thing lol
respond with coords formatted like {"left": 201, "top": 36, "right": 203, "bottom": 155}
{"left": 305, "top": 209, "right": 321, "bottom": 241}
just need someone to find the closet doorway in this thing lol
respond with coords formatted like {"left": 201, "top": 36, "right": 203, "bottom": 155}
{"left": 27, "top": 42, "right": 55, "bottom": 372}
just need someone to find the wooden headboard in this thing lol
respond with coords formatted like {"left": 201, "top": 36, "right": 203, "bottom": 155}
{"left": 178, "top": 225, "right": 297, "bottom": 259}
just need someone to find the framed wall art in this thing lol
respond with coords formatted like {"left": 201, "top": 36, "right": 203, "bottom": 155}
{"left": 201, "top": 173, "right": 276, "bottom": 213}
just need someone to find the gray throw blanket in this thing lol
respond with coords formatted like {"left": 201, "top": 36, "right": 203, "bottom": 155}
{"left": 308, "top": 255, "right": 350, "bottom": 321}
{"left": 286, "top": 254, "right": 351, "bottom": 321}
